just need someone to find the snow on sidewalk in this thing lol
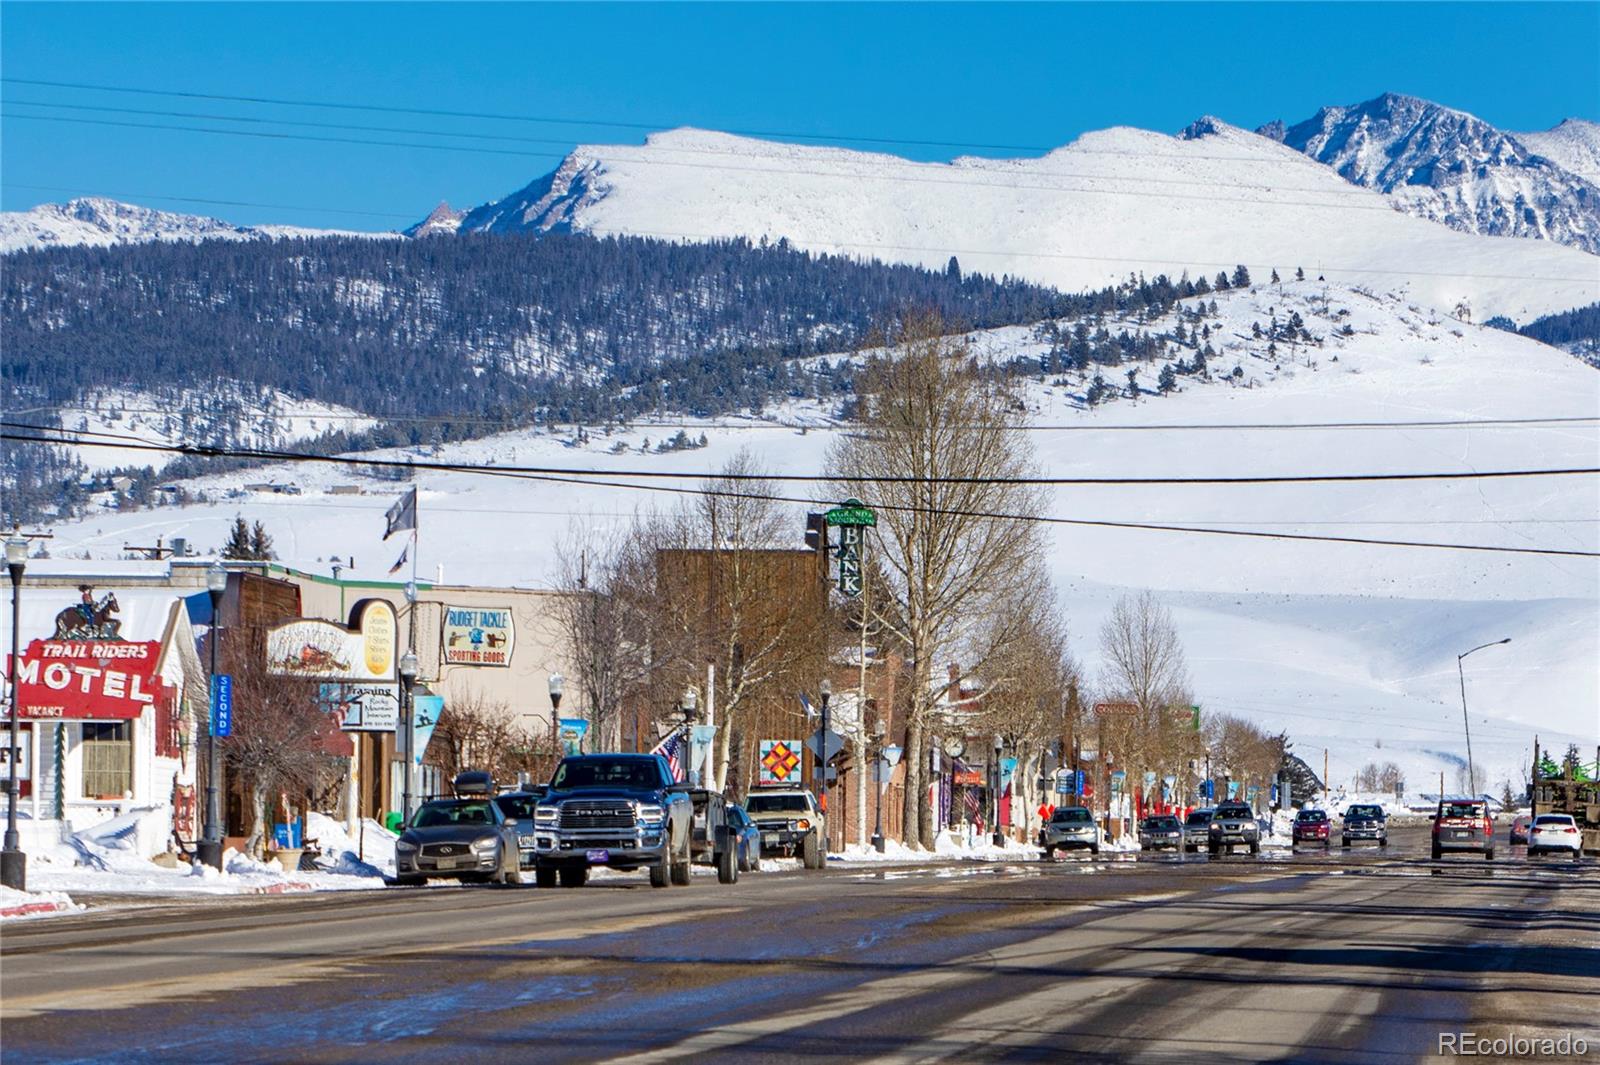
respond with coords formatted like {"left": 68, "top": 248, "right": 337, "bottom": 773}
{"left": 0, "top": 884, "right": 84, "bottom": 920}
{"left": 831, "top": 828, "right": 1140, "bottom": 864}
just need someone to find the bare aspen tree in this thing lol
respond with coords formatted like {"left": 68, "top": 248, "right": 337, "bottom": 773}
{"left": 1098, "top": 591, "right": 1195, "bottom": 816}
{"left": 827, "top": 310, "right": 1045, "bottom": 848}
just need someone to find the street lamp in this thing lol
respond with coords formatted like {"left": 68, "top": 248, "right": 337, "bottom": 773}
{"left": 1457, "top": 638, "right": 1510, "bottom": 798}
{"left": 399, "top": 649, "right": 419, "bottom": 823}
{"left": 548, "top": 672, "right": 564, "bottom": 748}
{"left": 818, "top": 679, "right": 832, "bottom": 853}
{"left": 196, "top": 561, "right": 228, "bottom": 871}
{"left": 871, "top": 718, "right": 887, "bottom": 853}
{"left": 2, "top": 532, "right": 29, "bottom": 890}
{"left": 992, "top": 734, "right": 1005, "bottom": 847}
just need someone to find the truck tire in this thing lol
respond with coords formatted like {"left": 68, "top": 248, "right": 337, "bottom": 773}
{"left": 671, "top": 834, "right": 692, "bottom": 886}
{"left": 649, "top": 852, "right": 670, "bottom": 888}
{"left": 559, "top": 865, "right": 588, "bottom": 888}
{"left": 802, "top": 831, "right": 823, "bottom": 870}
{"left": 717, "top": 844, "right": 738, "bottom": 884}
{"left": 535, "top": 866, "right": 557, "bottom": 888}
{"left": 1342, "top": 838, "right": 1351, "bottom": 848}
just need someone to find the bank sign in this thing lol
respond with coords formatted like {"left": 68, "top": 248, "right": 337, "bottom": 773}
{"left": 5, "top": 639, "right": 163, "bottom": 719}
{"left": 442, "top": 606, "right": 515, "bottom": 667}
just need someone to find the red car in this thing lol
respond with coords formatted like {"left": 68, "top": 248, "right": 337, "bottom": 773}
{"left": 1292, "top": 808, "right": 1331, "bottom": 846}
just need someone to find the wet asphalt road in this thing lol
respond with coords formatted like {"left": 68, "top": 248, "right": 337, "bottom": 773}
{"left": 3, "top": 826, "right": 1596, "bottom": 1064}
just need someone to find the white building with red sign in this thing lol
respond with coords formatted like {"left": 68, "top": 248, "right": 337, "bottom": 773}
{"left": 1, "top": 562, "right": 208, "bottom": 858}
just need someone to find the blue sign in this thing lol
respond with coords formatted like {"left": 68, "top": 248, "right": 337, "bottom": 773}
{"left": 210, "top": 674, "right": 233, "bottom": 737}
{"left": 1075, "top": 769, "right": 1085, "bottom": 794}
{"left": 1200, "top": 779, "right": 1214, "bottom": 799}
{"left": 412, "top": 695, "right": 444, "bottom": 766}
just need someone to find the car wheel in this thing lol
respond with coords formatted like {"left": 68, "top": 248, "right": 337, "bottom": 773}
{"left": 802, "top": 831, "right": 823, "bottom": 870}
{"left": 1208, "top": 843, "right": 1219, "bottom": 857}
{"left": 1379, "top": 838, "right": 1388, "bottom": 848}
{"left": 1042, "top": 845, "right": 1055, "bottom": 860}
{"left": 1431, "top": 843, "right": 1442, "bottom": 860}
{"left": 1249, "top": 841, "right": 1260, "bottom": 855}
{"left": 671, "top": 834, "right": 693, "bottom": 885}
{"left": 1322, "top": 838, "right": 1330, "bottom": 848}
{"left": 535, "top": 866, "right": 558, "bottom": 888}
{"left": 1342, "top": 838, "right": 1351, "bottom": 848}
{"left": 559, "top": 865, "right": 588, "bottom": 888}
{"left": 1485, "top": 849, "right": 1495, "bottom": 862}
{"left": 717, "top": 844, "right": 738, "bottom": 885}
{"left": 1090, "top": 844, "right": 1100, "bottom": 855}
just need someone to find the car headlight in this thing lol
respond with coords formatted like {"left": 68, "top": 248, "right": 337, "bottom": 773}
{"left": 795, "top": 819, "right": 811, "bottom": 831}
{"left": 636, "top": 803, "right": 666, "bottom": 825}
{"left": 518, "top": 835, "right": 537, "bottom": 847}
{"left": 471, "top": 837, "right": 499, "bottom": 853}
{"left": 396, "top": 840, "right": 418, "bottom": 853}
{"left": 1210, "top": 822, "right": 1222, "bottom": 831}
{"left": 535, "top": 805, "right": 559, "bottom": 825}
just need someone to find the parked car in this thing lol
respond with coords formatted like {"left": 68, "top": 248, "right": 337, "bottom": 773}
{"left": 745, "top": 787, "right": 826, "bottom": 869}
{"left": 493, "top": 789, "right": 547, "bottom": 871}
{"left": 1527, "top": 813, "right": 1583, "bottom": 858}
{"left": 532, "top": 753, "right": 695, "bottom": 888}
{"left": 392, "top": 772, "right": 523, "bottom": 886}
{"left": 1509, "top": 815, "right": 1532, "bottom": 846}
{"left": 1041, "top": 806, "right": 1100, "bottom": 856}
{"left": 1431, "top": 798, "right": 1494, "bottom": 861}
{"left": 1208, "top": 802, "right": 1261, "bottom": 855}
{"left": 725, "top": 804, "right": 762, "bottom": 872}
{"left": 1292, "top": 808, "right": 1331, "bottom": 847}
{"left": 1137, "top": 815, "right": 1184, "bottom": 850}
{"left": 1182, "top": 809, "right": 1214, "bottom": 853}
{"left": 1341, "top": 804, "right": 1388, "bottom": 847}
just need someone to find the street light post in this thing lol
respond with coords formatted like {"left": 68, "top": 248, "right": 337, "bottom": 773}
{"left": 1457, "top": 638, "right": 1511, "bottom": 798}
{"left": 992, "top": 734, "right": 1005, "bottom": 848}
{"left": 195, "top": 562, "right": 229, "bottom": 870}
{"left": 548, "top": 673, "right": 564, "bottom": 752}
{"left": 818, "top": 679, "right": 832, "bottom": 852}
{"left": 2, "top": 533, "right": 29, "bottom": 890}
{"left": 870, "top": 718, "right": 887, "bottom": 853}
{"left": 399, "top": 649, "right": 419, "bottom": 824}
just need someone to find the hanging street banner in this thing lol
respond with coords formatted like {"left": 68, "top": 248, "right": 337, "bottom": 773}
{"left": 320, "top": 682, "right": 400, "bottom": 731}
{"left": 413, "top": 694, "right": 444, "bottom": 765}
{"left": 759, "top": 739, "right": 803, "bottom": 784}
{"left": 557, "top": 716, "right": 589, "bottom": 757}
{"left": 210, "top": 674, "right": 234, "bottom": 737}
{"left": 441, "top": 605, "right": 516, "bottom": 667}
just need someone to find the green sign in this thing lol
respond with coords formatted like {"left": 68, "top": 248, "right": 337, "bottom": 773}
{"left": 825, "top": 498, "right": 877, "bottom": 527}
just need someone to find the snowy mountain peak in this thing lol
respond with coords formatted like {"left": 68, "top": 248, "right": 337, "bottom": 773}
{"left": 1257, "top": 93, "right": 1600, "bottom": 254}
{"left": 404, "top": 201, "right": 468, "bottom": 238}
{"left": 1517, "top": 117, "right": 1600, "bottom": 186}
{"left": 0, "top": 196, "right": 383, "bottom": 254}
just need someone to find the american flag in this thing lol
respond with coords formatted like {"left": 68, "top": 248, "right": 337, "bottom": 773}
{"left": 651, "top": 729, "right": 686, "bottom": 782}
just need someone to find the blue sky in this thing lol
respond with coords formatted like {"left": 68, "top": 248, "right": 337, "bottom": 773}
{"left": 3, "top": 2, "right": 1597, "bottom": 230}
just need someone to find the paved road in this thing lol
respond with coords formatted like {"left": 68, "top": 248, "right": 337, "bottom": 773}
{"left": 4, "top": 827, "right": 1596, "bottom": 1063}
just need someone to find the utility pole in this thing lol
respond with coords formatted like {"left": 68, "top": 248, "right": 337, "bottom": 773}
{"left": 1324, "top": 748, "right": 1329, "bottom": 807}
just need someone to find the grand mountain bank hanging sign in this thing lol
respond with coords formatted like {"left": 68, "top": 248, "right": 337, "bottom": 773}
{"left": 442, "top": 606, "right": 515, "bottom": 667}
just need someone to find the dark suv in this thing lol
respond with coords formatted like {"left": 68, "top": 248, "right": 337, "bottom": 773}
{"left": 1432, "top": 798, "right": 1494, "bottom": 861}
{"left": 1341, "top": 804, "right": 1388, "bottom": 848}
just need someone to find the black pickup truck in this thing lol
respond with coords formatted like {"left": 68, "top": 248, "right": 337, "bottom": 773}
{"left": 531, "top": 753, "right": 696, "bottom": 888}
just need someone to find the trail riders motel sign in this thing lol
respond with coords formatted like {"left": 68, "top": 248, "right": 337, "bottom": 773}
{"left": 7, "top": 639, "right": 163, "bottom": 719}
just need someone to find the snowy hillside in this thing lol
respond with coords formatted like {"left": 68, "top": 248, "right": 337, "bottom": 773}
{"left": 1517, "top": 118, "right": 1600, "bottom": 186}
{"left": 34, "top": 281, "right": 1599, "bottom": 794}
{"left": 0, "top": 197, "right": 383, "bottom": 254}
{"left": 448, "top": 122, "right": 1598, "bottom": 322}
{"left": 1258, "top": 94, "right": 1600, "bottom": 256}
{"left": 54, "top": 386, "right": 376, "bottom": 474}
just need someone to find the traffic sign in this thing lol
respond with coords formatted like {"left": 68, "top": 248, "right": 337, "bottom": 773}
{"left": 824, "top": 498, "right": 876, "bottom": 527}
{"left": 210, "top": 674, "right": 233, "bottom": 738}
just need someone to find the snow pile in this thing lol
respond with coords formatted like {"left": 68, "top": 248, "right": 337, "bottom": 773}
{"left": 305, "top": 812, "right": 397, "bottom": 878}
{"left": 0, "top": 884, "right": 83, "bottom": 920}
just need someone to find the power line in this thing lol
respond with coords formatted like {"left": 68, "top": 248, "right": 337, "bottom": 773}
{"left": 10, "top": 422, "right": 1594, "bottom": 487}
{"left": 4, "top": 97, "right": 1394, "bottom": 201}
{"left": 6, "top": 428, "right": 1595, "bottom": 559}
{"left": 0, "top": 182, "right": 416, "bottom": 220}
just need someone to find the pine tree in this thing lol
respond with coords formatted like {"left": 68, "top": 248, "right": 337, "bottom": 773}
{"left": 1158, "top": 363, "right": 1177, "bottom": 393}
{"left": 1231, "top": 265, "right": 1252, "bottom": 288}
{"left": 1270, "top": 268, "right": 1281, "bottom": 285}
{"left": 1215, "top": 271, "right": 1231, "bottom": 291}
{"left": 248, "top": 521, "right": 275, "bottom": 560}
{"left": 1125, "top": 368, "right": 1140, "bottom": 398}
{"left": 221, "top": 516, "right": 252, "bottom": 560}
{"left": 1295, "top": 266, "right": 1305, "bottom": 281}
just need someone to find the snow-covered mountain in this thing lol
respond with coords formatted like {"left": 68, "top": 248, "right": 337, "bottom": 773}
{"left": 404, "top": 201, "right": 468, "bottom": 238}
{"left": 1517, "top": 117, "right": 1600, "bottom": 186}
{"left": 0, "top": 197, "right": 382, "bottom": 254}
{"left": 1256, "top": 93, "right": 1600, "bottom": 255}
{"left": 441, "top": 121, "right": 1597, "bottom": 323}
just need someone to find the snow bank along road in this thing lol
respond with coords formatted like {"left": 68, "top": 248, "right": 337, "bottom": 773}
{"left": 2, "top": 828, "right": 1595, "bottom": 1064}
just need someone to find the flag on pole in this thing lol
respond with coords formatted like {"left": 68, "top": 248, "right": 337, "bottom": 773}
{"left": 384, "top": 486, "right": 418, "bottom": 541}
{"left": 650, "top": 730, "right": 686, "bottom": 782}
{"left": 798, "top": 691, "right": 817, "bottom": 720}
{"left": 388, "top": 543, "right": 409, "bottom": 575}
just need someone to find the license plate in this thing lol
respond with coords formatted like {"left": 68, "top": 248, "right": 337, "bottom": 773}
{"left": 437, "top": 857, "right": 464, "bottom": 869}
{"left": 762, "top": 833, "right": 778, "bottom": 845}
{"left": 1453, "top": 830, "right": 1471, "bottom": 839}
{"left": 585, "top": 849, "right": 610, "bottom": 864}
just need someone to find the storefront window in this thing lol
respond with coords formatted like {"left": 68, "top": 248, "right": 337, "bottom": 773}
{"left": 82, "top": 722, "right": 133, "bottom": 798}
